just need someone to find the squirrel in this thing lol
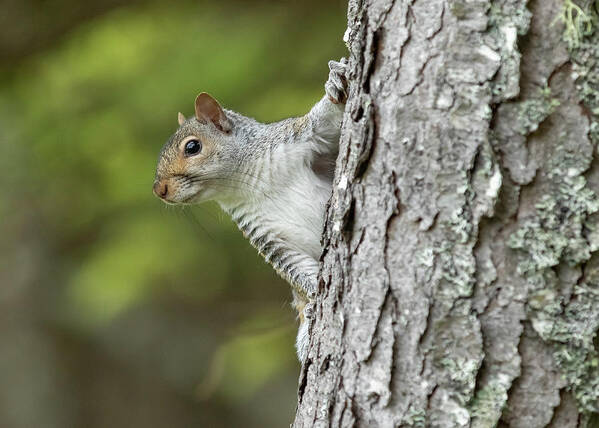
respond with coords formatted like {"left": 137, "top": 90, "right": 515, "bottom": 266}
{"left": 153, "top": 59, "right": 347, "bottom": 361}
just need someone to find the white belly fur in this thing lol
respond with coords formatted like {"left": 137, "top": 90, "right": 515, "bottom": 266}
{"left": 257, "top": 170, "right": 330, "bottom": 259}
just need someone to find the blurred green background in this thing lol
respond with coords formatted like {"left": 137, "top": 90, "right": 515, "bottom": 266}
{"left": 0, "top": 0, "right": 346, "bottom": 426}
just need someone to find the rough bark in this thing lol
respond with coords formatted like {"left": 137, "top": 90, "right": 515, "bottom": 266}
{"left": 294, "top": 0, "right": 599, "bottom": 427}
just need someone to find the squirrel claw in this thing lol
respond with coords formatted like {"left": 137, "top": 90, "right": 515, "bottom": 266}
{"left": 303, "top": 302, "right": 315, "bottom": 320}
{"left": 326, "top": 58, "right": 348, "bottom": 104}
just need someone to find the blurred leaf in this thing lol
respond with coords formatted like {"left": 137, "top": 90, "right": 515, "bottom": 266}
{"left": 197, "top": 317, "right": 296, "bottom": 401}
{"left": 67, "top": 212, "right": 229, "bottom": 326}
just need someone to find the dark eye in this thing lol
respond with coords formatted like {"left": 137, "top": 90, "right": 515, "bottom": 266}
{"left": 184, "top": 139, "right": 202, "bottom": 156}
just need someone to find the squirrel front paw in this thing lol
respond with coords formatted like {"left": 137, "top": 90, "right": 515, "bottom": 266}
{"left": 325, "top": 58, "right": 348, "bottom": 104}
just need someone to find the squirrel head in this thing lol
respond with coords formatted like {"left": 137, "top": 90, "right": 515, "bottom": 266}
{"left": 153, "top": 93, "right": 238, "bottom": 205}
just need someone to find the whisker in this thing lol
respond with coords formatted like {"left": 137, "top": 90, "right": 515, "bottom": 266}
{"left": 188, "top": 170, "right": 274, "bottom": 192}
{"left": 189, "top": 176, "right": 278, "bottom": 204}
{"left": 180, "top": 206, "right": 215, "bottom": 242}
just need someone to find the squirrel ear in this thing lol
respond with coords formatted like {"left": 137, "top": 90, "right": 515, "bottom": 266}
{"left": 194, "top": 93, "right": 232, "bottom": 133}
{"left": 177, "top": 112, "right": 186, "bottom": 126}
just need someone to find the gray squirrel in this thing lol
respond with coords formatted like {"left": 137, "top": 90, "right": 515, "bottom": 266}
{"left": 153, "top": 59, "right": 347, "bottom": 361}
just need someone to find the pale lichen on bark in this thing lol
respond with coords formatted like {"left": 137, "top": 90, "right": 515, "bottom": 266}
{"left": 505, "top": 0, "right": 599, "bottom": 418}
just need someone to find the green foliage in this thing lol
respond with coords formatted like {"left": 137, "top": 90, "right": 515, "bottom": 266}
{"left": 66, "top": 213, "right": 230, "bottom": 326}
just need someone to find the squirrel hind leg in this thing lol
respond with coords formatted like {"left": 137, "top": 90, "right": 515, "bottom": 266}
{"left": 296, "top": 316, "right": 310, "bottom": 362}
{"left": 292, "top": 292, "right": 314, "bottom": 362}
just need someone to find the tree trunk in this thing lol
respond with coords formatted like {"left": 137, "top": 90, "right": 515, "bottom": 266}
{"left": 294, "top": 0, "right": 599, "bottom": 426}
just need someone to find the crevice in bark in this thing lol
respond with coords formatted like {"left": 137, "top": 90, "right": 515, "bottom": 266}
{"left": 297, "top": 357, "right": 311, "bottom": 405}
{"left": 361, "top": 28, "right": 382, "bottom": 95}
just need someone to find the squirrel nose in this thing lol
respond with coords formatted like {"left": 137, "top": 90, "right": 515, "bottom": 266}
{"left": 153, "top": 180, "right": 169, "bottom": 199}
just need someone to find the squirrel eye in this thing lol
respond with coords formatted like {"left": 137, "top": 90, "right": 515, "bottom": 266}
{"left": 184, "top": 139, "right": 202, "bottom": 156}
